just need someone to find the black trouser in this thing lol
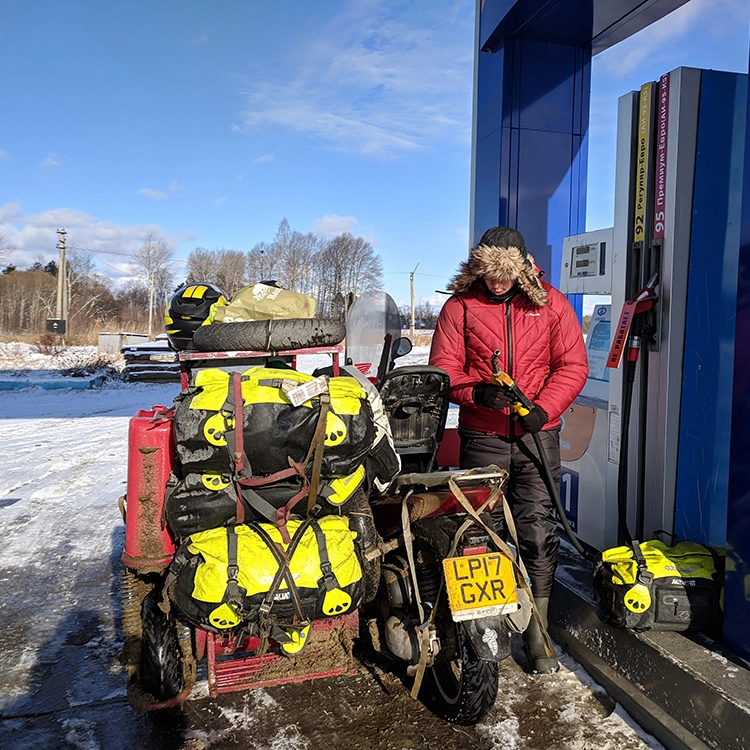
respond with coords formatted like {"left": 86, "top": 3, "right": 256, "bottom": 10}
{"left": 459, "top": 428, "right": 561, "bottom": 598}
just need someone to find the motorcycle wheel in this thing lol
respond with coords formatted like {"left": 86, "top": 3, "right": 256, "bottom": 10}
{"left": 140, "top": 593, "right": 184, "bottom": 703}
{"left": 426, "top": 627, "right": 499, "bottom": 725}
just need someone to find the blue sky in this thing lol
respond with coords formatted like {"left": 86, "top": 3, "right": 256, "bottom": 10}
{"left": 0, "top": 0, "right": 748, "bottom": 310}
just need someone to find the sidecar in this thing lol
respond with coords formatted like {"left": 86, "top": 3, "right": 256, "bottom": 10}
{"left": 119, "top": 307, "right": 511, "bottom": 719}
{"left": 119, "top": 341, "right": 367, "bottom": 711}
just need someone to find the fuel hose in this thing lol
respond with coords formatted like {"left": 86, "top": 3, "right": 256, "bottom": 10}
{"left": 490, "top": 352, "right": 585, "bottom": 556}
{"left": 530, "top": 430, "right": 586, "bottom": 556}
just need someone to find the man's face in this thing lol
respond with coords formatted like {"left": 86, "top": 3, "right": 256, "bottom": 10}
{"left": 484, "top": 276, "right": 515, "bottom": 296}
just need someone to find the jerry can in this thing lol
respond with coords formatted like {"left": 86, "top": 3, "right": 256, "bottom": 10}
{"left": 122, "top": 406, "right": 177, "bottom": 570}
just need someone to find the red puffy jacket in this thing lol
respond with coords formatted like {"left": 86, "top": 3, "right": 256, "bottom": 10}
{"left": 429, "top": 281, "right": 588, "bottom": 436}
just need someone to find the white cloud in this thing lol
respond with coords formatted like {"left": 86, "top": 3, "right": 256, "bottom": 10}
{"left": 0, "top": 202, "right": 22, "bottom": 223}
{"left": 42, "top": 152, "right": 62, "bottom": 168}
{"left": 0, "top": 149, "right": 7, "bottom": 160}
{"left": 253, "top": 153, "right": 276, "bottom": 164}
{"left": 313, "top": 214, "right": 362, "bottom": 237}
{"left": 137, "top": 182, "right": 182, "bottom": 200}
{"left": 194, "top": 33, "right": 208, "bottom": 46}
{"left": 0, "top": 202, "right": 191, "bottom": 282}
{"left": 137, "top": 188, "right": 168, "bottom": 200}
{"left": 237, "top": 3, "right": 473, "bottom": 158}
{"left": 214, "top": 197, "right": 227, "bottom": 205}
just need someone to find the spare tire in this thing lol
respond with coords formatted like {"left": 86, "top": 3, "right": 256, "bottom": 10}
{"left": 193, "top": 318, "right": 346, "bottom": 352}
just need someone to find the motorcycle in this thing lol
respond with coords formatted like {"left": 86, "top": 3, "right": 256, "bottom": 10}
{"left": 119, "top": 330, "right": 520, "bottom": 725}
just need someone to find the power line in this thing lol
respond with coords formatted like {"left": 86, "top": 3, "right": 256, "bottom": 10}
{"left": 383, "top": 270, "right": 449, "bottom": 280}
{"left": 66, "top": 234, "right": 129, "bottom": 276}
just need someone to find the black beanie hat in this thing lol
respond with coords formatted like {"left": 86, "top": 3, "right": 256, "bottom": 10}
{"left": 478, "top": 227, "right": 528, "bottom": 258}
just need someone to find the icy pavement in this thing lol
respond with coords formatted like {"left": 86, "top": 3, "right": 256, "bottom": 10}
{"left": 0, "top": 346, "right": 661, "bottom": 749}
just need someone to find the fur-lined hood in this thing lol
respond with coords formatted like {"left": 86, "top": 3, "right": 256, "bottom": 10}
{"left": 447, "top": 242, "right": 548, "bottom": 306}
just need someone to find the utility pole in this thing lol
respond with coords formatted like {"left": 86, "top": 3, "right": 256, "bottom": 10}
{"left": 51, "top": 227, "right": 69, "bottom": 343}
{"left": 409, "top": 262, "right": 419, "bottom": 342}
{"left": 148, "top": 269, "right": 155, "bottom": 341}
{"left": 55, "top": 228, "right": 66, "bottom": 320}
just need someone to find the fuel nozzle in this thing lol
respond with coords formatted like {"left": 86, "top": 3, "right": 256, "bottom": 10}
{"left": 489, "top": 350, "right": 532, "bottom": 416}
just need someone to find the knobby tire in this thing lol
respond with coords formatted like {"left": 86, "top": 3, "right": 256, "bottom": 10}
{"left": 140, "top": 593, "right": 184, "bottom": 703}
{"left": 193, "top": 318, "right": 346, "bottom": 352}
{"left": 427, "top": 628, "right": 499, "bottom": 725}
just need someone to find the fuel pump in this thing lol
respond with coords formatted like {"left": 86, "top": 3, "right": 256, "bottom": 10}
{"left": 558, "top": 66, "right": 745, "bottom": 552}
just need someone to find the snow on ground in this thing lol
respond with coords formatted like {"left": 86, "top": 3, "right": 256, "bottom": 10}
{"left": 0, "top": 342, "right": 117, "bottom": 381}
{"left": 0, "top": 343, "right": 660, "bottom": 749}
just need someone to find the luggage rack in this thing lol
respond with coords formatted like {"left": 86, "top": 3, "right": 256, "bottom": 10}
{"left": 201, "top": 611, "right": 359, "bottom": 696}
{"left": 390, "top": 467, "right": 508, "bottom": 493}
{"left": 178, "top": 345, "right": 344, "bottom": 388}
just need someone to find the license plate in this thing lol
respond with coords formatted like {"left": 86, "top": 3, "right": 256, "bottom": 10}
{"left": 442, "top": 552, "right": 519, "bottom": 622}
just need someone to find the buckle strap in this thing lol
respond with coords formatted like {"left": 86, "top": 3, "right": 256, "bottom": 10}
{"left": 224, "top": 527, "right": 246, "bottom": 615}
{"left": 310, "top": 519, "right": 338, "bottom": 592}
{"left": 631, "top": 539, "right": 654, "bottom": 584}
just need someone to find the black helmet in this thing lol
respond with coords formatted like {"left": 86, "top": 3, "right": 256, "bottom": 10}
{"left": 164, "top": 282, "right": 229, "bottom": 350}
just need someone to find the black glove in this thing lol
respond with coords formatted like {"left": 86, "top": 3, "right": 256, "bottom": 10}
{"left": 472, "top": 382, "right": 516, "bottom": 410}
{"left": 517, "top": 405, "right": 548, "bottom": 433}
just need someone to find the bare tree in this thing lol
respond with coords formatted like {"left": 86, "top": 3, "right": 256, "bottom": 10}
{"left": 66, "top": 251, "right": 118, "bottom": 328}
{"left": 114, "top": 281, "right": 151, "bottom": 329}
{"left": 186, "top": 247, "right": 248, "bottom": 295}
{"left": 186, "top": 247, "right": 215, "bottom": 282}
{"left": 232, "top": 219, "right": 386, "bottom": 321}
{"left": 0, "top": 268, "right": 56, "bottom": 334}
{"left": 131, "top": 236, "right": 174, "bottom": 339}
{"left": 0, "top": 232, "right": 14, "bottom": 270}
{"left": 280, "top": 230, "right": 323, "bottom": 299}
{"left": 316, "top": 233, "right": 383, "bottom": 319}
{"left": 214, "top": 249, "right": 247, "bottom": 295}
{"left": 247, "top": 241, "right": 280, "bottom": 283}
{"left": 414, "top": 300, "right": 438, "bottom": 329}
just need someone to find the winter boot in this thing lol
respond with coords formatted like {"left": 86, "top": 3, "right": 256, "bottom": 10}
{"left": 523, "top": 597, "right": 559, "bottom": 674}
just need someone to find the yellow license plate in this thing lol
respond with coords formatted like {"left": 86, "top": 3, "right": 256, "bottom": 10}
{"left": 442, "top": 552, "right": 518, "bottom": 622}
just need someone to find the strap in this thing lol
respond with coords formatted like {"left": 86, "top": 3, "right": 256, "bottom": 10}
{"left": 253, "top": 520, "right": 310, "bottom": 623}
{"left": 310, "top": 518, "right": 338, "bottom": 592}
{"left": 238, "top": 466, "right": 311, "bottom": 544}
{"left": 499, "top": 493, "right": 532, "bottom": 587}
{"left": 223, "top": 526, "right": 245, "bottom": 616}
{"left": 631, "top": 539, "right": 654, "bottom": 586}
{"left": 401, "top": 490, "right": 432, "bottom": 700}
{"left": 239, "top": 465, "right": 305, "bottom": 487}
{"left": 257, "top": 377, "right": 304, "bottom": 390}
{"left": 305, "top": 392, "right": 331, "bottom": 516}
{"left": 250, "top": 520, "right": 310, "bottom": 655}
{"left": 229, "top": 372, "right": 246, "bottom": 524}
{"left": 448, "top": 476, "right": 554, "bottom": 658}
{"left": 239, "top": 486, "right": 282, "bottom": 525}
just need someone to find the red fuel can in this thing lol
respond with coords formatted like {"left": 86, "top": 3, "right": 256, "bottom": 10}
{"left": 122, "top": 406, "right": 177, "bottom": 570}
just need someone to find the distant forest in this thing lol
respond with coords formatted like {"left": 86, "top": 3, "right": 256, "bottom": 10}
{"left": 0, "top": 219, "right": 385, "bottom": 340}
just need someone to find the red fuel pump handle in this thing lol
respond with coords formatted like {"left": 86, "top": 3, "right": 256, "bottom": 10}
{"left": 606, "top": 275, "right": 658, "bottom": 369}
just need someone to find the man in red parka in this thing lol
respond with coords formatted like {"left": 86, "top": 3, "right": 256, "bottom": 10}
{"left": 429, "top": 226, "right": 588, "bottom": 674}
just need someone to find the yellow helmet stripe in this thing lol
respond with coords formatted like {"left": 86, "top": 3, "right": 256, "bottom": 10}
{"left": 185, "top": 284, "right": 208, "bottom": 299}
